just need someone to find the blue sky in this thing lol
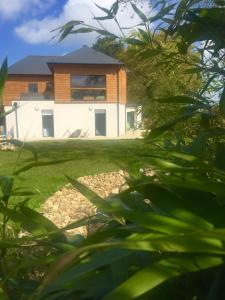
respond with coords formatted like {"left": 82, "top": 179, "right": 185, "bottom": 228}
{"left": 0, "top": 0, "right": 77, "bottom": 65}
{"left": 0, "top": 0, "right": 151, "bottom": 67}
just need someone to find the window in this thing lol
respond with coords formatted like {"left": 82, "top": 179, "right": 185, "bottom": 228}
{"left": 28, "top": 83, "right": 38, "bottom": 93}
{"left": 41, "top": 110, "right": 54, "bottom": 137}
{"left": 45, "top": 82, "right": 53, "bottom": 93}
{"left": 71, "top": 75, "right": 106, "bottom": 101}
{"left": 44, "top": 81, "right": 54, "bottom": 99}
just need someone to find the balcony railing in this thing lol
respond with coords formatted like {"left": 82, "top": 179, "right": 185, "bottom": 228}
{"left": 20, "top": 92, "right": 54, "bottom": 101}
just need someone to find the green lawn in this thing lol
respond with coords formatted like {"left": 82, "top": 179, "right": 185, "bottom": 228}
{"left": 0, "top": 139, "right": 145, "bottom": 209}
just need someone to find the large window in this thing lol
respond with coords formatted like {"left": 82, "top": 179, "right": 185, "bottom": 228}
{"left": 71, "top": 75, "right": 106, "bottom": 101}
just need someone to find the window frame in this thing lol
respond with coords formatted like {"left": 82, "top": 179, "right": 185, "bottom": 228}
{"left": 70, "top": 75, "right": 107, "bottom": 101}
{"left": 28, "top": 83, "right": 38, "bottom": 93}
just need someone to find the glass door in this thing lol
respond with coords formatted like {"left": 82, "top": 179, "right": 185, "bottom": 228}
{"left": 95, "top": 109, "right": 106, "bottom": 136}
{"left": 42, "top": 110, "right": 54, "bottom": 137}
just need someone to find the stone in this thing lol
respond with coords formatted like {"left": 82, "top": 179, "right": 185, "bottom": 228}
{"left": 41, "top": 170, "right": 129, "bottom": 236}
{"left": 111, "top": 188, "right": 120, "bottom": 194}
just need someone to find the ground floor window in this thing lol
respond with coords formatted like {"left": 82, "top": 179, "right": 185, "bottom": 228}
{"left": 95, "top": 109, "right": 106, "bottom": 136}
{"left": 127, "top": 111, "right": 136, "bottom": 130}
{"left": 41, "top": 110, "right": 54, "bottom": 137}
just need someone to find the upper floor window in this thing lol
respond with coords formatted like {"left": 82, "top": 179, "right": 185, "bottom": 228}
{"left": 71, "top": 75, "right": 106, "bottom": 101}
{"left": 28, "top": 83, "right": 38, "bottom": 93}
{"left": 44, "top": 81, "right": 54, "bottom": 99}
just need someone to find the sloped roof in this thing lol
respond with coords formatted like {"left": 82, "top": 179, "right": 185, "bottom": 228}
{"left": 8, "top": 46, "right": 123, "bottom": 75}
{"left": 8, "top": 56, "right": 55, "bottom": 75}
{"left": 49, "top": 46, "right": 123, "bottom": 65}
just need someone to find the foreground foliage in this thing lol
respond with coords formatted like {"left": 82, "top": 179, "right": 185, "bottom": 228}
{"left": 1, "top": 0, "right": 225, "bottom": 299}
{"left": 1, "top": 148, "right": 225, "bottom": 299}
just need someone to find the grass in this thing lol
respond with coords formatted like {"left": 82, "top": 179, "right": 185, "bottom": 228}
{"left": 0, "top": 139, "right": 146, "bottom": 209}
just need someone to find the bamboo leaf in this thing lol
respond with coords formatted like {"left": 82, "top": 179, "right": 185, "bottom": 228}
{"left": 148, "top": 111, "right": 196, "bottom": 139}
{"left": 51, "top": 20, "right": 84, "bottom": 32}
{"left": 71, "top": 28, "right": 94, "bottom": 34}
{"left": 124, "top": 38, "right": 144, "bottom": 46}
{"left": 95, "top": 3, "right": 112, "bottom": 15}
{"left": 155, "top": 96, "right": 198, "bottom": 104}
{"left": 111, "top": 0, "right": 119, "bottom": 15}
{"left": 131, "top": 3, "right": 148, "bottom": 22}
{"left": 219, "top": 87, "right": 225, "bottom": 117}
{"left": 150, "top": 3, "right": 176, "bottom": 22}
{"left": 0, "top": 57, "right": 8, "bottom": 100}
{"left": 95, "top": 16, "right": 114, "bottom": 20}
{"left": 103, "top": 256, "right": 223, "bottom": 300}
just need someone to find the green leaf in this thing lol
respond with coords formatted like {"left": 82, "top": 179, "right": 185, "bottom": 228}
{"left": 0, "top": 176, "right": 13, "bottom": 201}
{"left": 0, "top": 205, "right": 67, "bottom": 243}
{"left": 95, "top": 3, "right": 112, "bottom": 15}
{"left": 71, "top": 27, "right": 94, "bottom": 34}
{"left": 190, "top": 128, "right": 225, "bottom": 157}
{"left": 122, "top": 210, "right": 198, "bottom": 234}
{"left": 66, "top": 176, "right": 113, "bottom": 213}
{"left": 51, "top": 20, "right": 84, "bottom": 32}
{"left": 131, "top": 3, "right": 148, "bottom": 22}
{"left": 124, "top": 38, "right": 145, "bottom": 46}
{"left": 95, "top": 29, "right": 118, "bottom": 38}
{"left": 219, "top": 88, "right": 225, "bottom": 117}
{"left": 0, "top": 57, "right": 8, "bottom": 99}
{"left": 148, "top": 111, "right": 197, "bottom": 139}
{"left": 95, "top": 16, "right": 114, "bottom": 20}
{"left": 147, "top": 157, "right": 196, "bottom": 172}
{"left": 111, "top": 0, "right": 119, "bottom": 15}
{"left": 155, "top": 96, "right": 198, "bottom": 104}
{"left": 20, "top": 206, "right": 67, "bottom": 242}
{"left": 103, "top": 256, "right": 223, "bottom": 300}
{"left": 14, "top": 158, "right": 73, "bottom": 176}
{"left": 190, "top": 132, "right": 208, "bottom": 157}
{"left": 0, "top": 288, "right": 7, "bottom": 300}
{"left": 40, "top": 248, "right": 131, "bottom": 297}
{"left": 150, "top": 3, "right": 176, "bottom": 22}
{"left": 59, "top": 26, "right": 74, "bottom": 41}
{"left": 214, "top": 143, "right": 225, "bottom": 172}
{"left": 160, "top": 172, "right": 225, "bottom": 196}
{"left": 134, "top": 182, "right": 213, "bottom": 231}
{"left": 62, "top": 214, "right": 110, "bottom": 231}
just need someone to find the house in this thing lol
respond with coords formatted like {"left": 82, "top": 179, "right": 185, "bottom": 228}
{"left": 3, "top": 46, "right": 139, "bottom": 139}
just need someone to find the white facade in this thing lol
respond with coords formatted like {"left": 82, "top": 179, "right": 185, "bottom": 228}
{"left": 5, "top": 101, "right": 128, "bottom": 139}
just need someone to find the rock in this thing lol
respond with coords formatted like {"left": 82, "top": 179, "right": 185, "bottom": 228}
{"left": 41, "top": 170, "right": 129, "bottom": 236}
{"left": 119, "top": 184, "right": 129, "bottom": 193}
{"left": 111, "top": 188, "right": 120, "bottom": 194}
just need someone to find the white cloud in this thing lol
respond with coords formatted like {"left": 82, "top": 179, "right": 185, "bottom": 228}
{"left": 0, "top": 0, "right": 55, "bottom": 20}
{"left": 14, "top": 0, "right": 151, "bottom": 45}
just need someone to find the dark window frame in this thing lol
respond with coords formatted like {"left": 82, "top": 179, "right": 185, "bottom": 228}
{"left": 28, "top": 83, "right": 38, "bottom": 93}
{"left": 71, "top": 75, "right": 106, "bottom": 101}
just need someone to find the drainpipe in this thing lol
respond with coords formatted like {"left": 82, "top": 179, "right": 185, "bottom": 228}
{"left": 117, "top": 67, "right": 120, "bottom": 137}
{"left": 13, "top": 102, "right": 19, "bottom": 139}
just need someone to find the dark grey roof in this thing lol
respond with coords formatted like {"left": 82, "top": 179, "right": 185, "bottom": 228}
{"left": 48, "top": 46, "right": 123, "bottom": 65}
{"left": 8, "top": 46, "right": 123, "bottom": 75}
{"left": 8, "top": 56, "right": 56, "bottom": 75}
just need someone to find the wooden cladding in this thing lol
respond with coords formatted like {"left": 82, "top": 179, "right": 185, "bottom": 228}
{"left": 3, "top": 75, "right": 54, "bottom": 105}
{"left": 53, "top": 64, "right": 126, "bottom": 104}
{"left": 3, "top": 65, "right": 127, "bottom": 105}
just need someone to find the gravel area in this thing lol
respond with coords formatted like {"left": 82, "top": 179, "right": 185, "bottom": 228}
{"left": 41, "top": 170, "right": 129, "bottom": 236}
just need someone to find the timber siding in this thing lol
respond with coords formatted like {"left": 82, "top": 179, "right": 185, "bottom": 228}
{"left": 3, "top": 64, "right": 126, "bottom": 105}
{"left": 3, "top": 75, "right": 53, "bottom": 106}
{"left": 52, "top": 64, "right": 126, "bottom": 104}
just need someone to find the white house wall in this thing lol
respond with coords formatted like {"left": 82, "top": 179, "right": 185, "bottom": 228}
{"left": 5, "top": 101, "right": 127, "bottom": 139}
